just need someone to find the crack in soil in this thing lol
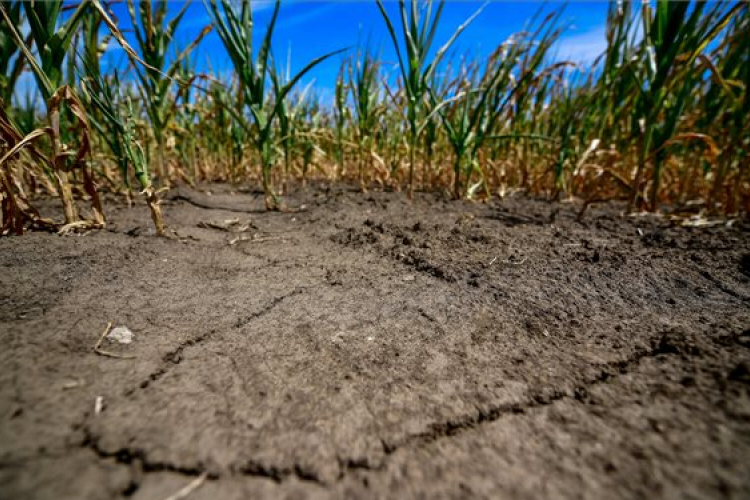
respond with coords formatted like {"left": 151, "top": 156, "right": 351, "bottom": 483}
{"left": 698, "top": 269, "right": 750, "bottom": 302}
{"left": 124, "top": 326, "right": 219, "bottom": 396}
{"left": 80, "top": 427, "right": 213, "bottom": 498}
{"left": 331, "top": 226, "right": 458, "bottom": 284}
{"left": 80, "top": 426, "right": 327, "bottom": 492}
{"left": 233, "top": 287, "right": 307, "bottom": 329}
{"left": 171, "top": 193, "right": 263, "bottom": 214}
{"left": 77, "top": 330, "right": 713, "bottom": 494}
{"left": 376, "top": 337, "right": 677, "bottom": 460}
{"left": 82, "top": 434, "right": 208, "bottom": 477}
{"left": 80, "top": 422, "right": 378, "bottom": 491}
{"left": 238, "top": 461, "right": 325, "bottom": 485}
{"left": 125, "top": 288, "right": 308, "bottom": 396}
{"left": 394, "top": 251, "right": 456, "bottom": 283}
{"left": 415, "top": 306, "right": 443, "bottom": 327}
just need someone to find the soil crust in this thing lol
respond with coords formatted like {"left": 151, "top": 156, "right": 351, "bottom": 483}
{"left": 2, "top": 183, "right": 750, "bottom": 499}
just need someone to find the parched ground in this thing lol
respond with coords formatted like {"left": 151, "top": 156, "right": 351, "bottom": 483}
{"left": 1, "top": 183, "right": 750, "bottom": 500}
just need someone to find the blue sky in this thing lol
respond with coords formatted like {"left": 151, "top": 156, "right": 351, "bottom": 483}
{"left": 98, "top": 0, "right": 613, "bottom": 101}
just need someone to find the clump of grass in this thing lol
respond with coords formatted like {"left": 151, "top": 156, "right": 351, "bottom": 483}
{"left": 627, "top": 0, "right": 739, "bottom": 212}
{"left": 1, "top": 0, "right": 103, "bottom": 229}
{"left": 81, "top": 70, "right": 165, "bottom": 235}
{"left": 349, "top": 46, "right": 382, "bottom": 192}
{"left": 126, "top": 0, "right": 211, "bottom": 187}
{"left": 205, "top": 0, "right": 343, "bottom": 210}
{"left": 376, "top": 0, "right": 485, "bottom": 199}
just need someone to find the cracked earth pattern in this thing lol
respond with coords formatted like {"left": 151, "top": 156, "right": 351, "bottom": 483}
{"left": 2, "top": 183, "right": 750, "bottom": 499}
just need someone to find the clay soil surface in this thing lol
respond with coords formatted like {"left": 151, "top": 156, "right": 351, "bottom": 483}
{"left": 2, "top": 184, "right": 750, "bottom": 500}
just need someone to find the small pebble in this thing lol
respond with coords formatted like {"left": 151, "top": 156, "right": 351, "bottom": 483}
{"left": 107, "top": 326, "right": 134, "bottom": 344}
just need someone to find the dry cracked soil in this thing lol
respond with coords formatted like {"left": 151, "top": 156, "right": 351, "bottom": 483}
{"left": 1, "top": 183, "right": 750, "bottom": 500}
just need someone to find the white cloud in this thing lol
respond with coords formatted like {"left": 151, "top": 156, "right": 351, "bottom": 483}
{"left": 277, "top": 3, "right": 337, "bottom": 30}
{"left": 183, "top": 0, "right": 276, "bottom": 29}
{"left": 554, "top": 24, "right": 608, "bottom": 67}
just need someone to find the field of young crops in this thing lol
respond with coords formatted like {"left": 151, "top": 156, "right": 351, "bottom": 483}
{"left": 1, "top": 0, "right": 748, "bottom": 236}
{"left": 2, "top": 2, "right": 750, "bottom": 499}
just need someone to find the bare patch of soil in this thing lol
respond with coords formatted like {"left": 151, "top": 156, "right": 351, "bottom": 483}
{"left": 2, "top": 183, "right": 749, "bottom": 499}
